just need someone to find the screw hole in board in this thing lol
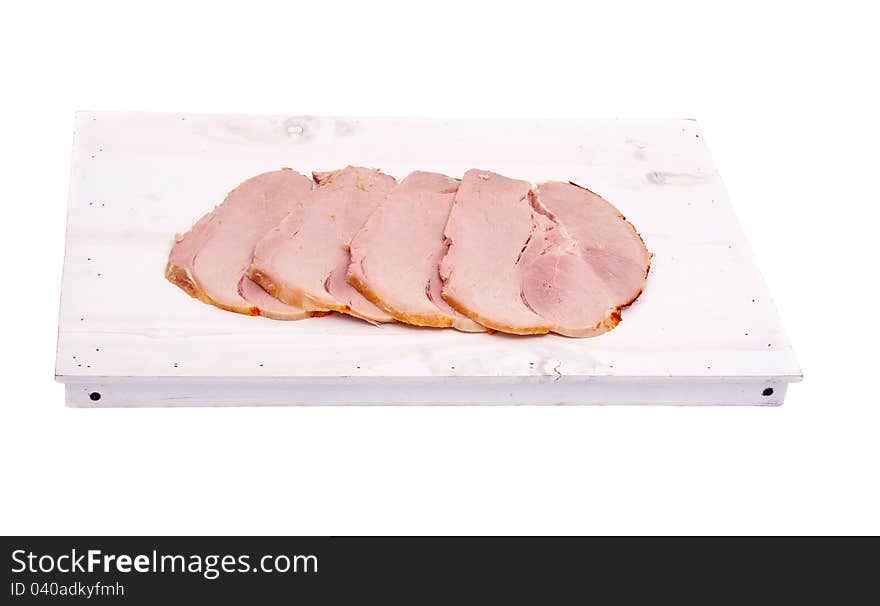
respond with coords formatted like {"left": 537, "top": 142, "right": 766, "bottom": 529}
{"left": 89, "top": 392, "right": 102, "bottom": 401}
{"left": 762, "top": 387, "right": 774, "bottom": 397}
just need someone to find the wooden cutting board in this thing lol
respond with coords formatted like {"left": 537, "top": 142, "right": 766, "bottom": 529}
{"left": 55, "top": 112, "right": 801, "bottom": 406}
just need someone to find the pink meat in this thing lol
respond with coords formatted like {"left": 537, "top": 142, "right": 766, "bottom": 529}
{"left": 250, "top": 166, "right": 397, "bottom": 323}
{"left": 535, "top": 181, "right": 651, "bottom": 308}
{"left": 440, "top": 170, "right": 650, "bottom": 337}
{"left": 440, "top": 169, "right": 554, "bottom": 334}
{"left": 165, "top": 169, "right": 314, "bottom": 320}
{"left": 347, "top": 171, "right": 484, "bottom": 332}
{"left": 517, "top": 214, "right": 627, "bottom": 338}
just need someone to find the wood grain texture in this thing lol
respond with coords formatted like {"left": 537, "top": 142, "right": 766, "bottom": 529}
{"left": 55, "top": 112, "right": 800, "bottom": 405}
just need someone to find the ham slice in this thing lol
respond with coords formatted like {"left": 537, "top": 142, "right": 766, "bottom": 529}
{"left": 165, "top": 169, "right": 315, "bottom": 320}
{"left": 347, "top": 171, "right": 484, "bottom": 332}
{"left": 535, "top": 181, "right": 651, "bottom": 311}
{"left": 515, "top": 212, "right": 631, "bottom": 338}
{"left": 250, "top": 166, "right": 397, "bottom": 323}
{"left": 440, "top": 169, "right": 554, "bottom": 334}
{"left": 440, "top": 170, "right": 650, "bottom": 337}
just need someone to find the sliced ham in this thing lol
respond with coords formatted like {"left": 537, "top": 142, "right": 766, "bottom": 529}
{"left": 165, "top": 169, "right": 315, "bottom": 320}
{"left": 515, "top": 211, "right": 630, "bottom": 338}
{"left": 535, "top": 181, "right": 651, "bottom": 310}
{"left": 440, "top": 169, "right": 554, "bottom": 334}
{"left": 250, "top": 166, "right": 397, "bottom": 323}
{"left": 440, "top": 170, "right": 651, "bottom": 337}
{"left": 347, "top": 171, "right": 484, "bottom": 332}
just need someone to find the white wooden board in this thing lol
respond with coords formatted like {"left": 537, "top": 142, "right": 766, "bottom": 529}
{"left": 56, "top": 112, "right": 801, "bottom": 406}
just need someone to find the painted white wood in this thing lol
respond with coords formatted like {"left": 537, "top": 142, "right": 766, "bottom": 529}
{"left": 65, "top": 378, "right": 789, "bottom": 408}
{"left": 56, "top": 112, "right": 801, "bottom": 406}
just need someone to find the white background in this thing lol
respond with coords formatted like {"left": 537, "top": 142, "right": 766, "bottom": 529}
{"left": 1, "top": 1, "right": 877, "bottom": 535}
